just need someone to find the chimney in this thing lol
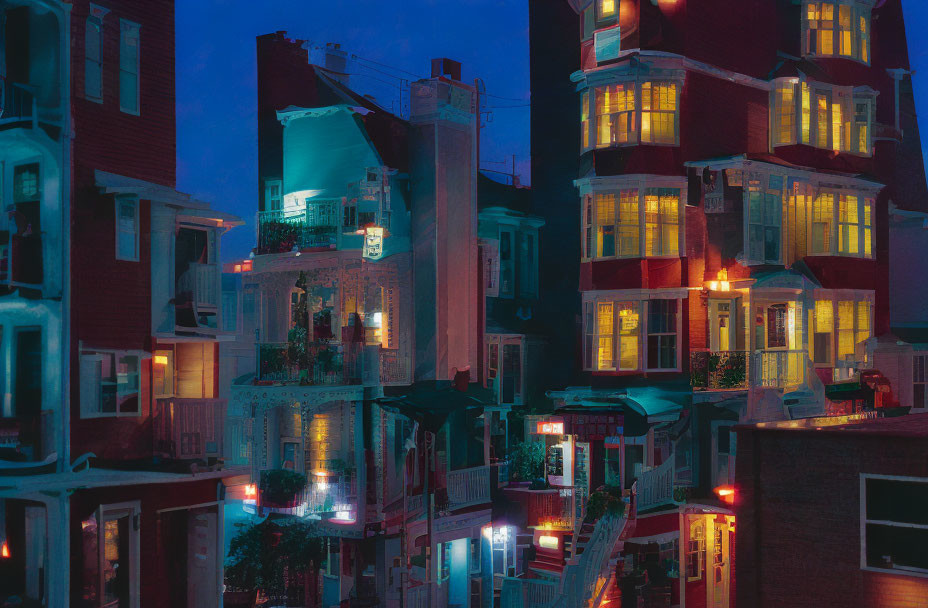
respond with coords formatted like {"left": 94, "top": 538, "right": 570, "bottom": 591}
{"left": 430, "top": 58, "right": 462, "bottom": 82}
{"left": 453, "top": 367, "right": 471, "bottom": 392}
{"left": 324, "top": 42, "right": 349, "bottom": 85}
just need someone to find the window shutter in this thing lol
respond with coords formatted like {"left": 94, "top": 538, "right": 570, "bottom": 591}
{"left": 80, "top": 356, "right": 102, "bottom": 417}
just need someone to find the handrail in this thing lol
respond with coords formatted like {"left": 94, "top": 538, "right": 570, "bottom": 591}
{"left": 637, "top": 458, "right": 676, "bottom": 512}
{"left": 752, "top": 349, "right": 808, "bottom": 389}
{"left": 446, "top": 464, "right": 491, "bottom": 510}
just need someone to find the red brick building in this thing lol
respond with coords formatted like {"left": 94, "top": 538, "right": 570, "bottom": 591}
{"left": 736, "top": 414, "right": 928, "bottom": 607}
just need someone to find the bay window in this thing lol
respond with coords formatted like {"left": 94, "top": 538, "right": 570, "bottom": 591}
{"left": 583, "top": 294, "right": 682, "bottom": 371}
{"left": 810, "top": 191, "right": 873, "bottom": 257}
{"left": 583, "top": 79, "right": 681, "bottom": 149}
{"left": 811, "top": 292, "right": 872, "bottom": 366}
{"left": 582, "top": 184, "right": 683, "bottom": 260}
{"left": 770, "top": 78, "right": 874, "bottom": 155}
{"left": 803, "top": 1, "right": 871, "bottom": 63}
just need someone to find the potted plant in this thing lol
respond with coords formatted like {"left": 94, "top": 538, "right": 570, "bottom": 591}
{"left": 259, "top": 469, "right": 307, "bottom": 508}
{"left": 510, "top": 440, "right": 546, "bottom": 484}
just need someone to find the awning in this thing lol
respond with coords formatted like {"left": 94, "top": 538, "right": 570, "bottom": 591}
{"left": 376, "top": 382, "right": 493, "bottom": 433}
{"left": 549, "top": 385, "right": 687, "bottom": 436}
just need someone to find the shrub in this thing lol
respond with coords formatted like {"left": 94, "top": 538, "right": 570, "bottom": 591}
{"left": 260, "top": 469, "right": 307, "bottom": 502}
{"left": 510, "top": 440, "right": 546, "bottom": 482}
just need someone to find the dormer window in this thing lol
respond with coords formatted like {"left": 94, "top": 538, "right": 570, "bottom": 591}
{"left": 803, "top": 1, "right": 871, "bottom": 64}
{"left": 771, "top": 78, "right": 875, "bottom": 156}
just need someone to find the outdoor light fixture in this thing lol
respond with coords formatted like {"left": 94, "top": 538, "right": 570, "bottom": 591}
{"left": 707, "top": 269, "right": 730, "bottom": 292}
{"left": 153, "top": 355, "right": 168, "bottom": 365}
{"left": 714, "top": 485, "right": 736, "bottom": 505}
{"left": 244, "top": 484, "right": 257, "bottom": 499}
{"left": 0, "top": 542, "right": 8, "bottom": 559}
{"left": 491, "top": 526, "right": 510, "bottom": 548}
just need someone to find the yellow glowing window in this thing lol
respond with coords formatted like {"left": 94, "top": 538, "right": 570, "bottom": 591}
{"left": 863, "top": 198, "right": 873, "bottom": 257}
{"left": 618, "top": 190, "right": 640, "bottom": 257}
{"left": 600, "top": 0, "right": 616, "bottom": 18}
{"left": 641, "top": 82, "right": 678, "bottom": 144}
{"left": 812, "top": 193, "right": 834, "bottom": 254}
{"left": 838, "top": 195, "right": 859, "bottom": 255}
{"left": 595, "top": 193, "right": 617, "bottom": 258}
{"left": 831, "top": 100, "right": 843, "bottom": 151}
{"left": 837, "top": 300, "right": 855, "bottom": 359}
{"left": 816, "top": 94, "right": 829, "bottom": 149}
{"left": 597, "top": 302, "right": 615, "bottom": 370}
{"left": 617, "top": 302, "right": 639, "bottom": 370}
{"left": 775, "top": 83, "right": 796, "bottom": 145}
{"left": 801, "top": 82, "right": 811, "bottom": 143}
{"left": 860, "top": 16, "right": 869, "bottom": 63}
{"left": 644, "top": 189, "right": 680, "bottom": 257}
{"left": 815, "top": 300, "right": 834, "bottom": 333}
{"left": 838, "top": 5, "right": 853, "bottom": 56}
{"left": 539, "top": 535, "right": 559, "bottom": 549}
{"left": 596, "top": 84, "right": 636, "bottom": 146}
{"left": 856, "top": 301, "right": 871, "bottom": 352}
{"left": 581, "top": 91, "right": 590, "bottom": 149}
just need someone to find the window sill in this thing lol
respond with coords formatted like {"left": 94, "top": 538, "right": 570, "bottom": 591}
{"left": 802, "top": 53, "right": 871, "bottom": 67}
{"left": 585, "top": 255, "right": 682, "bottom": 262}
{"left": 861, "top": 565, "right": 928, "bottom": 580}
{"left": 588, "top": 141, "right": 681, "bottom": 152}
{"left": 771, "top": 142, "right": 873, "bottom": 159}
{"left": 80, "top": 411, "right": 142, "bottom": 420}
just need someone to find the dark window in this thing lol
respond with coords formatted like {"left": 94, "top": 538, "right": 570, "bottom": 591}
{"left": 648, "top": 300, "right": 677, "bottom": 369}
{"left": 767, "top": 304, "right": 788, "bottom": 348}
{"left": 864, "top": 477, "right": 928, "bottom": 573}
{"left": 15, "top": 328, "right": 42, "bottom": 417}
{"left": 717, "top": 426, "right": 731, "bottom": 455}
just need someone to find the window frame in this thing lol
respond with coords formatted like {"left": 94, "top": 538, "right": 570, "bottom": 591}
{"left": 860, "top": 474, "right": 928, "bottom": 578}
{"left": 118, "top": 18, "right": 141, "bottom": 115}
{"left": 485, "top": 334, "right": 524, "bottom": 405}
{"left": 914, "top": 354, "right": 928, "bottom": 411}
{"left": 582, "top": 78, "right": 683, "bottom": 151}
{"left": 582, "top": 292, "right": 684, "bottom": 373}
{"left": 811, "top": 290, "right": 874, "bottom": 368}
{"left": 770, "top": 78, "right": 874, "bottom": 156}
{"left": 115, "top": 196, "right": 139, "bottom": 262}
{"left": 803, "top": 1, "right": 872, "bottom": 64}
{"left": 87, "top": 500, "right": 141, "bottom": 608}
{"left": 581, "top": 178, "right": 686, "bottom": 262}
{"left": 84, "top": 6, "right": 107, "bottom": 103}
{"left": 79, "top": 348, "right": 145, "bottom": 419}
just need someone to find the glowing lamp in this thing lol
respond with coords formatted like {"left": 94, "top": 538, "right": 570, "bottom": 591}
{"left": 536, "top": 421, "right": 564, "bottom": 435}
{"left": 707, "top": 281, "right": 719, "bottom": 291}
{"left": 153, "top": 355, "right": 168, "bottom": 366}
{"left": 538, "top": 535, "right": 559, "bottom": 550}
{"left": 482, "top": 526, "right": 493, "bottom": 540}
{"left": 1, "top": 542, "right": 8, "bottom": 558}
{"left": 233, "top": 264, "right": 242, "bottom": 273}
{"left": 244, "top": 484, "right": 257, "bottom": 499}
{"left": 720, "top": 281, "right": 731, "bottom": 291}
{"left": 714, "top": 485, "right": 736, "bottom": 505}
{"left": 242, "top": 260, "right": 253, "bottom": 272}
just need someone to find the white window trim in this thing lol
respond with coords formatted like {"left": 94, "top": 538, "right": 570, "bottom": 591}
{"left": 802, "top": 0, "right": 873, "bottom": 65}
{"left": 485, "top": 334, "right": 524, "bottom": 405}
{"left": 79, "top": 346, "right": 148, "bottom": 419}
{"left": 94, "top": 500, "right": 142, "bottom": 608}
{"left": 578, "top": 175, "right": 687, "bottom": 262}
{"left": 115, "top": 196, "right": 140, "bottom": 262}
{"left": 812, "top": 290, "right": 874, "bottom": 368}
{"left": 860, "top": 473, "right": 928, "bottom": 579}
{"left": 118, "top": 18, "right": 141, "bottom": 116}
{"left": 769, "top": 77, "right": 876, "bottom": 157}
{"left": 581, "top": 76, "right": 684, "bottom": 152}
{"left": 743, "top": 173, "right": 784, "bottom": 265}
{"left": 84, "top": 6, "right": 108, "bottom": 103}
{"left": 582, "top": 289, "right": 685, "bottom": 373}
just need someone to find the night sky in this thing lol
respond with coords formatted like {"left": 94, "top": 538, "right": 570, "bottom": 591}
{"left": 176, "top": 0, "right": 928, "bottom": 262}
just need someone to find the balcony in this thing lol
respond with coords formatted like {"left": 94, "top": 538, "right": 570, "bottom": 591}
{"left": 0, "top": 76, "right": 37, "bottom": 129}
{"left": 445, "top": 464, "right": 491, "bottom": 510}
{"left": 500, "top": 577, "right": 558, "bottom": 608}
{"left": 256, "top": 341, "right": 370, "bottom": 386}
{"left": 523, "top": 487, "right": 575, "bottom": 530}
{"left": 752, "top": 350, "right": 808, "bottom": 389}
{"left": 636, "top": 458, "right": 676, "bottom": 513}
{"left": 690, "top": 350, "right": 749, "bottom": 390}
{"left": 152, "top": 397, "right": 225, "bottom": 461}
{"left": 176, "top": 262, "right": 219, "bottom": 329}
{"left": 0, "top": 411, "right": 56, "bottom": 470}
{"left": 257, "top": 209, "right": 338, "bottom": 254}
{"left": 305, "top": 474, "right": 357, "bottom": 515}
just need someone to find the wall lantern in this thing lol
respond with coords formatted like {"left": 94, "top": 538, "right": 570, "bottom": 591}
{"left": 538, "top": 535, "right": 559, "bottom": 550}
{"left": 706, "top": 268, "right": 730, "bottom": 292}
{"left": 714, "top": 485, "right": 736, "bottom": 505}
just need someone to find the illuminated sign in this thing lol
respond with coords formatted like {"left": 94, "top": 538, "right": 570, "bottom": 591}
{"left": 538, "top": 535, "right": 559, "bottom": 550}
{"left": 536, "top": 421, "right": 564, "bottom": 435}
{"left": 363, "top": 226, "right": 384, "bottom": 260}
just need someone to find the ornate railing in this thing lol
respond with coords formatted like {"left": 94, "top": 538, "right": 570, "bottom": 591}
{"left": 305, "top": 476, "right": 356, "bottom": 514}
{"left": 152, "top": 398, "right": 225, "bottom": 460}
{"left": 690, "top": 350, "right": 748, "bottom": 390}
{"left": 553, "top": 515, "right": 626, "bottom": 608}
{"left": 637, "top": 458, "right": 676, "bottom": 512}
{"left": 405, "top": 583, "right": 431, "bottom": 608}
{"left": 0, "top": 77, "right": 37, "bottom": 127}
{"left": 446, "top": 464, "right": 490, "bottom": 510}
{"left": 529, "top": 488, "right": 575, "bottom": 530}
{"left": 752, "top": 349, "right": 808, "bottom": 389}
{"left": 256, "top": 341, "right": 364, "bottom": 385}
{"left": 257, "top": 209, "right": 338, "bottom": 254}
{"left": 501, "top": 577, "right": 559, "bottom": 608}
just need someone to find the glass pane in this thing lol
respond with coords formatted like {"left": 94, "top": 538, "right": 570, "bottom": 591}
{"left": 81, "top": 513, "right": 100, "bottom": 604}
{"left": 120, "top": 70, "right": 138, "bottom": 112}
{"left": 867, "top": 479, "right": 928, "bottom": 525}
{"left": 103, "top": 515, "right": 130, "bottom": 607}
{"left": 866, "top": 524, "right": 928, "bottom": 572}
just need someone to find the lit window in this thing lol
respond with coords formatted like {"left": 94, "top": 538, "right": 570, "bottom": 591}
{"left": 116, "top": 198, "right": 139, "bottom": 261}
{"left": 836, "top": 299, "right": 870, "bottom": 362}
{"left": 773, "top": 79, "right": 871, "bottom": 155}
{"left": 812, "top": 300, "right": 834, "bottom": 365}
{"left": 686, "top": 519, "right": 706, "bottom": 581}
{"left": 838, "top": 194, "right": 859, "bottom": 254}
{"left": 803, "top": 1, "right": 871, "bottom": 63}
{"left": 862, "top": 475, "right": 928, "bottom": 575}
{"left": 600, "top": 0, "right": 616, "bottom": 18}
{"left": 119, "top": 20, "right": 140, "bottom": 114}
{"left": 590, "top": 80, "right": 680, "bottom": 148}
{"left": 774, "top": 83, "right": 796, "bottom": 145}
{"left": 863, "top": 197, "right": 873, "bottom": 257}
{"left": 586, "top": 187, "right": 680, "bottom": 260}
{"left": 641, "top": 82, "right": 678, "bottom": 144}
{"left": 617, "top": 302, "right": 640, "bottom": 371}
{"left": 644, "top": 189, "right": 680, "bottom": 257}
{"left": 581, "top": 90, "right": 591, "bottom": 150}
{"left": 812, "top": 193, "right": 834, "bottom": 255}
{"left": 597, "top": 302, "right": 615, "bottom": 371}
{"left": 584, "top": 297, "right": 679, "bottom": 371}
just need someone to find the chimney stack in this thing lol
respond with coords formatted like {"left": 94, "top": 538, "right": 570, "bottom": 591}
{"left": 430, "top": 58, "right": 462, "bottom": 82}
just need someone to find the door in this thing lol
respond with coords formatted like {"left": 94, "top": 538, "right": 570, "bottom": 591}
{"left": 187, "top": 508, "right": 218, "bottom": 608}
{"left": 709, "top": 299, "right": 740, "bottom": 353}
{"left": 708, "top": 519, "right": 730, "bottom": 608}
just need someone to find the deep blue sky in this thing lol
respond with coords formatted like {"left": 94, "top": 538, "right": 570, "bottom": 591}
{"left": 176, "top": 1, "right": 928, "bottom": 262}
